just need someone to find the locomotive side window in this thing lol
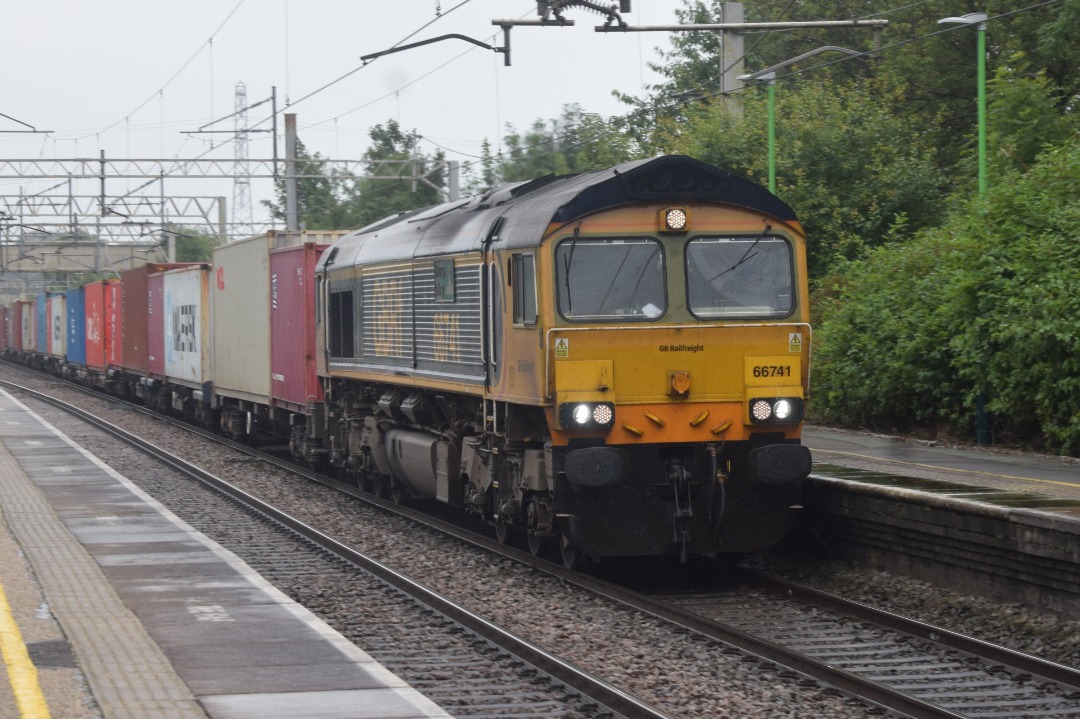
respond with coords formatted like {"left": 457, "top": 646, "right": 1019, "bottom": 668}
{"left": 511, "top": 253, "right": 537, "bottom": 326}
{"left": 328, "top": 289, "right": 355, "bottom": 358}
{"left": 686, "top": 236, "right": 794, "bottom": 319}
{"left": 555, "top": 238, "right": 665, "bottom": 321}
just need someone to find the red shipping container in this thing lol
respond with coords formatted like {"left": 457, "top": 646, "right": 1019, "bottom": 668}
{"left": 11, "top": 302, "right": 24, "bottom": 352}
{"left": 85, "top": 281, "right": 106, "bottom": 370}
{"left": 120, "top": 263, "right": 191, "bottom": 373}
{"left": 270, "top": 243, "right": 327, "bottom": 412}
{"left": 106, "top": 279, "right": 121, "bottom": 367}
{"left": 1, "top": 307, "right": 9, "bottom": 351}
{"left": 147, "top": 273, "right": 165, "bottom": 377}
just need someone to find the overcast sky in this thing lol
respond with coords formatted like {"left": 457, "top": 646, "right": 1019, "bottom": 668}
{"left": 2, "top": 1, "right": 689, "bottom": 229}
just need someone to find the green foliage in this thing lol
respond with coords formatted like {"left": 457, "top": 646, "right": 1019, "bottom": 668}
{"left": 814, "top": 137, "right": 1080, "bottom": 453}
{"left": 264, "top": 121, "right": 447, "bottom": 231}
{"left": 173, "top": 230, "right": 220, "bottom": 262}
{"left": 660, "top": 79, "right": 946, "bottom": 277}
{"left": 498, "top": 104, "right": 638, "bottom": 183}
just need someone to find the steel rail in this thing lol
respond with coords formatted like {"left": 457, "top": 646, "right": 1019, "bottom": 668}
{"left": 0, "top": 378, "right": 674, "bottom": 719}
{"left": 7, "top": 365, "right": 1075, "bottom": 718}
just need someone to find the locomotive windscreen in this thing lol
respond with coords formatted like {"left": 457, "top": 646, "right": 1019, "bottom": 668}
{"left": 555, "top": 238, "right": 666, "bottom": 321}
{"left": 686, "top": 236, "right": 794, "bottom": 319}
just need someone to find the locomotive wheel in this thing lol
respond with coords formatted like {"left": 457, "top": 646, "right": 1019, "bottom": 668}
{"left": 494, "top": 519, "right": 514, "bottom": 545}
{"left": 560, "top": 536, "right": 581, "bottom": 570}
{"left": 373, "top": 476, "right": 390, "bottom": 499}
{"left": 527, "top": 531, "right": 547, "bottom": 558}
{"left": 390, "top": 481, "right": 407, "bottom": 505}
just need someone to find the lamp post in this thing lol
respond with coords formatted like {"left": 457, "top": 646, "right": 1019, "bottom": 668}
{"left": 938, "top": 12, "right": 988, "bottom": 197}
{"left": 763, "top": 72, "right": 777, "bottom": 194}
{"left": 939, "top": 12, "right": 990, "bottom": 445}
{"left": 739, "top": 46, "right": 872, "bottom": 196}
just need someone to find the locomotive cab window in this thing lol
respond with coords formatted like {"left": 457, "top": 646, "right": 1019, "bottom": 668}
{"left": 686, "top": 236, "right": 794, "bottom": 319}
{"left": 511, "top": 253, "right": 537, "bottom": 326}
{"left": 555, "top": 237, "right": 665, "bottom": 321}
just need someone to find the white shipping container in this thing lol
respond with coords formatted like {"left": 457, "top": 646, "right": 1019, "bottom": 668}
{"left": 162, "top": 265, "right": 211, "bottom": 385}
{"left": 212, "top": 234, "right": 272, "bottom": 402}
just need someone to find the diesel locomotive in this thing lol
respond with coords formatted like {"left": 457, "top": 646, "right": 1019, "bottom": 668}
{"left": 307, "top": 155, "right": 813, "bottom": 566}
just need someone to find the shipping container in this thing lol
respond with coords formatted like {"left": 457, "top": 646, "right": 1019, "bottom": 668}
{"left": 46, "top": 292, "right": 66, "bottom": 358}
{"left": 0, "top": 307, "right": 9, "bottom": 351}
{"left": 106, "top": 279, "right": 121, "bottom": 367}
{"left": 84, "top": 281, "right": 105, "bottom": 370}
{"left": 65, "top": 286, "right": 86, "bottom": 367}
{"left": 212, "top": 234, "right": 272, "bottom": 403}
{"left": 35, "top": 293, "right": 47, "bottom": 354}
{"left": 270, "top": 243, "right": 327, "bottom": 412}
{"left": 159, "top": 264, "right": 212, "bottom": 387}
{"left": 119, "top": 263, "right": 191, "bottom": 374}
{"left": 147, "top": 273, "right": 165, "bottom": 377}
{"left": 15, "top": 300, "right": 31, "bottom": 352}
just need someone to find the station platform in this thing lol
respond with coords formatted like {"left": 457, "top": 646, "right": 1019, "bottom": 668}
{"left": 799, "top": 425, "right": 1080, "bottom": 620}
{"left": 0, "top": 389, "right": 451, "bottom": 719}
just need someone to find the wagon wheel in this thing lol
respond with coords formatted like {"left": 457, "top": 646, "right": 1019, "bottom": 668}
{"left": 389, "top": 480, "right": 408, "bottom": 505}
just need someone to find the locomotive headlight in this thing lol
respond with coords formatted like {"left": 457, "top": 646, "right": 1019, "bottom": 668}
{"left": 748, "top": 397, "right": 804, "bottom": 424}
{"left": 559, "top": 402, "right": 616, "bottom": 431}
{"left": 773, "top": 399, "right": 792, "bottom": 420}
{"left": 659, "top": 207, "right": 690, "bottom": 232}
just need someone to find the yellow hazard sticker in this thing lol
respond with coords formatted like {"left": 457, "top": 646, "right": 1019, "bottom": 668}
{"left": 555, "top": 337, "right": 569, "bottom": 358}
{"left": 788, "top": 332, "right": 802, "bottom": 353}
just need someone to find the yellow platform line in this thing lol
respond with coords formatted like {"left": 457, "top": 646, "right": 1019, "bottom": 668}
{"left": 0, "top": 577, "right": 51, "bottom": 719}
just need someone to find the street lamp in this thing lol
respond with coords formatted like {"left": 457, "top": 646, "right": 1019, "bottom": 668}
{"left": 940, "top": 12, "right": 990, "bottom": 445}
{"left": 938, "top": 12, "right": 988, "bottom": 197}
{"left": 739, "top": 46, "right": 873, "bottom": 196}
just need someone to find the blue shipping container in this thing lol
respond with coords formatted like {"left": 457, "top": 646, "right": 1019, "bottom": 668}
{"left": 66, "top": 286, "right": 86, "bottom": 366}
{"left": 35, "top": 293, "right": 47, "bottom": 354}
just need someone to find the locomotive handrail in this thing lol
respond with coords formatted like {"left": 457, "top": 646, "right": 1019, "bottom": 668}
{"left": 543, "top": 321, "right": 812, "bottom": 401}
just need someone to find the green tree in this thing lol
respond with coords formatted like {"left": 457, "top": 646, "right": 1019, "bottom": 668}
{"left": 173, "top": 230, "right": 220, "bottom": 262}
{"left": 814, "top": 135, "right": 1080, "bottom": 453}
{"left": 340, "top": 119, "right": 447, "bottom": 228}
{"left": 263, "top": 139, "right": 352, "bottom": 230}
{"left": 499, "top": 104, "right": 638, "bottom": 182}
{"left": 660, "top": 78, "right": 945, "bottom": 277}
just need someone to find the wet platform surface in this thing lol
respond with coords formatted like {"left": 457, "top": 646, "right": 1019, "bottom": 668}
{"left": 803, "top": 425, "right": 1080, "bottom": 506}
{"left": 0, "top": 389, "right": 450, "bottom": 719}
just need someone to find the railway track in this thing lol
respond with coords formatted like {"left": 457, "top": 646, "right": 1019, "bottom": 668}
{"left": 7, "top": 364, "right": 1080, "bottom": 718}
{"left": 2, "top": 376, "right": 667, "bottom": 719}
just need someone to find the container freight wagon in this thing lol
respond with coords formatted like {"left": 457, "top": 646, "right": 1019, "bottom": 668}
{"left": 270, "top": 243, "right": 328, "bottom": 458}
{"left": 65, "top": 286, "right": 86, "bottom": 371}
{"left": 117, "top": 263, "right": 193, "bottom": 399}
{"left": 213, "top": 231, "right": 342, "bottom": 443}
{"left": 16, "top": 299, "right": 33, "bottom": 353}
{"left": 46, "top": 292, "right": 66, "bottom": 359}
{"left": 149, "top": 264, "right": 213, "bottom": 424}
{"left": 0, "top": 307, "right": 8, "bottom": 353}
{"left": 85, "top": 279, "right": 121, "bottom": 374}
{"left": 212, "top": 234, "right": 273, "bottom": 439}
{"left": 35, "top": 293, "right": 47, "bottom": 356}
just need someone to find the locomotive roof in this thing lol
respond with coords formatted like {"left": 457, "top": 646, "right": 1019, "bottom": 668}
{"left": 319, "top": 155, "right": 798, "bottom": 270}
